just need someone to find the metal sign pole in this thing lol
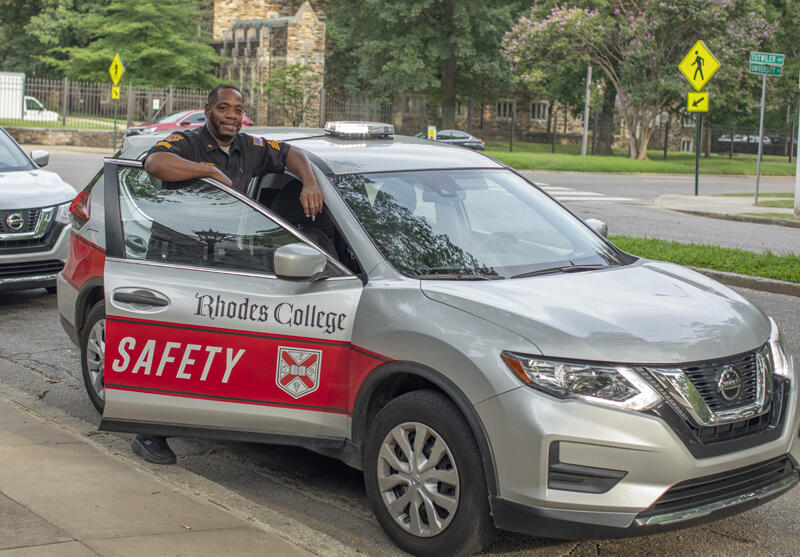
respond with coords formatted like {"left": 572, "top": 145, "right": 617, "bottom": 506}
{"left": 113, "top": 98, "right": 118, "bottom": 151}
{"left": 795, "top": 74, "right": 800, "bottom": 218}
{"left": 755, "top": 74, "right": 766, "bottom": 206}
{"left": 695, "top": 113, "right": 701, "bottom": 195}
{"left": 581, "top": 64, "right": 592, "bottom": 156}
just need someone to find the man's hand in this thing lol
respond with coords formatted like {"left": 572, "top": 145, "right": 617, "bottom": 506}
{"left": 299, "top": 179, "right": 323, "bottom": 218}
{"left": 285, "top": 146, "right": 324, "bottom": 218}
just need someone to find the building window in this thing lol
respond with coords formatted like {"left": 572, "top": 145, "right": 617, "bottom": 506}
{"left": 530, "top": 102, "right": 548, "bottom": 121}
{"left": 496, "top": 100, "right": 514, "bottom": 119}
{"left": 680, "top": 139, "right": 693, "bottom": 152}
{"left": 681, "top": 115, "right": 695, "bottom": 128}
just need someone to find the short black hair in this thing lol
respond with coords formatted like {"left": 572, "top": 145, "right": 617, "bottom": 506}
{"left": 208, "top": 84, "right": 243, "bottom": 105}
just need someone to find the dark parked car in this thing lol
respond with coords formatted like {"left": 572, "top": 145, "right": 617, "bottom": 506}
{"left": 415, "top": 129, "right": 486, "bottom": 150}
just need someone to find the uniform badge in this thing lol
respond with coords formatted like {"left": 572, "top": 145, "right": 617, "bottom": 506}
{"left": 253, "top": 136, "right": 264, "bottom": 146}
{"left": 165, "top": 133, "right": 184, "bottom": 142}
{"left": 276, "top": 347, "right": 322, "bottom": 398}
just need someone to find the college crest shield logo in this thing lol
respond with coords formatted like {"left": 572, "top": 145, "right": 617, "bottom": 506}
{"left": 276, "top": 347, "right": 322, "bottom": 398}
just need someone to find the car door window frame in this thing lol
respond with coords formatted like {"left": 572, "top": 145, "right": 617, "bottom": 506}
{"left": 103, "top": 158, "right": 354, "bottom": 279}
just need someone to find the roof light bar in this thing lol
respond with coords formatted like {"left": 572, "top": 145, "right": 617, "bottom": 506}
{"left": 324, "top": 121, "right": 394, "bottom": 139}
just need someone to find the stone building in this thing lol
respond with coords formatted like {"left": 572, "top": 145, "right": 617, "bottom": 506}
{"left": 210, "top": 0, "right": 328, "bottom": 125}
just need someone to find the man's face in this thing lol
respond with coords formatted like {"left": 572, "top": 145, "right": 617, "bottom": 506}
{"left": 205, "top": 88, "right": 244, "bottom": 143}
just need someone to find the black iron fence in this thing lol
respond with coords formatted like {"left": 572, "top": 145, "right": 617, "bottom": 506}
{"left": 1, "top": 74, "right": 795, "bottom": 162}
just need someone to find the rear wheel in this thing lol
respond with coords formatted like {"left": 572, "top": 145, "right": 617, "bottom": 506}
{"left": 80, "top": 301, "right": 106, "bottom": 413}
{"left": 363, "top": 390, "right": 495, "bottom": 556}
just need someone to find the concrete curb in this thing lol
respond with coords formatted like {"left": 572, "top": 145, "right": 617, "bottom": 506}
{"left": 674, "top": 209, "right": 800, "bottom": 229}
{"left": 692, "top": 267, "right": 800, "bottom": 298}
{"left": 0, "top": 380, "right": 362, "bottom": 557}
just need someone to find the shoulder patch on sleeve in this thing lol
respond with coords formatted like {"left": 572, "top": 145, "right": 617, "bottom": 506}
{"left": 165, "top": 133, "right": 184, "bottom": 142}
{"left": 155, "top": 141, "right": 172, "bottom": 149}
{"left": 252, "top": 136, "right": 264, "bottom": 146}
{"left": 268, "top": 140, "right": 280, "bottom": 150}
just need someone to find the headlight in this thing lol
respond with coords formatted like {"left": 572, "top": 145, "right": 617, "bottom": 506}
{"left": 501, "top": 352, "right": 662, "bottom": 411}
{"left": 54, "top": 201, "right": 71, "bottom": 224}
{"left": 768, "top": 317, "right": 793, "bottom": 379}
{"left": 141, "top": 127, "right": 157, "bottom": 134}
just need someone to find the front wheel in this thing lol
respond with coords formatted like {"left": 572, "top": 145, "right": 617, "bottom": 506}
{"left": 363, "top": 390, "right": 495, "bottom": 557}
{"left": 80, "top": 301, "right": 106, "bottom": 413}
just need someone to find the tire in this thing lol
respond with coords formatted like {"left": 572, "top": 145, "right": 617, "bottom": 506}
{"left": 363, "top": 390, "right": 495, "bottom": 557}
{"left": 80, "top": 301, "right": 106, "bottom": 414}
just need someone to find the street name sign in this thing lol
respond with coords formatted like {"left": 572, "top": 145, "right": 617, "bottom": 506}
{"left": 749, "top": 63, "right": 782, "bottom": 76}
{"left": 108, "top": 54, "right": 125, "bottom": 85}
{"left": 678, "top": 40, "right": 720, "bottom": 91}
{"left": 749, "top": 52, "right": 785, "bottom": 66}
{"left": 687, "top": 91, "right": 709, "bottom": 112}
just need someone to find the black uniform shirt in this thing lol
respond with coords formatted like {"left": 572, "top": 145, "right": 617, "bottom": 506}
{"left": 145, "top": 126, "right": 290, "bottom": 194}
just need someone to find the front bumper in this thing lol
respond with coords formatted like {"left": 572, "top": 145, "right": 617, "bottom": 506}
{"left": 477, "top": 364, "right": 800, "bottom": 538}
{"left": 0, "top": 222, "right": 69, "bottom": 291}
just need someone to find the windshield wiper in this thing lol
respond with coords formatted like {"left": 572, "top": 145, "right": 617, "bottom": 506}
{"left": 416, "top": 270, "right": 504, "bottom": 280}
{"left": 510, "top": 264, "right": 606, "bottom": 279}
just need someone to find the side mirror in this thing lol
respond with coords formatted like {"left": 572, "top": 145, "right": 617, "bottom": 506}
{"left": 30, "top": 150, "right": 49, "bottom": 167}
{"left": 584, "top": 218, "right": 608, "bottom": 238}
{"left": 179, "top": 120, "right": 192, "bottom": 126}
{"left": 274, "top": 243, "right": 326, "bottom": 280}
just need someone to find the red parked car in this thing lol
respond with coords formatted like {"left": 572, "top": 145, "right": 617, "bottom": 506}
{"left": 125, "top": 109, "right": 253, "bottom": 137}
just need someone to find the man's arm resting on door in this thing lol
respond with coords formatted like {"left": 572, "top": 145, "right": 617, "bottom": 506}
{"left": 285, "top": 146, "right": 323, "bottom": 217}
{"left": 144, "top": 151, "right": 233, "bottom": 187}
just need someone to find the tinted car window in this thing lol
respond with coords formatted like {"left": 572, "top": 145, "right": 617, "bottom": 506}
{"left": 117, "top": 167, "right": 302, "bottom": 275}
{"left": 334, "top": 169, "right": 628, "bottom": 278}
{"left": 0, "top": 129, "right": 34, "bottom": 172}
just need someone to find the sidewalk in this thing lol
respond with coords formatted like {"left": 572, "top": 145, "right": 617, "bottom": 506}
{"left": 656, "top": 194, "right": 800, "bottom": 228}
{"left": 0, "top": 395, "right": 315, "bottom": 557}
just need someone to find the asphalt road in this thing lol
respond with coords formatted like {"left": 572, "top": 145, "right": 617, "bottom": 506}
{"left": 5, "top": 150, "right": 800, "bottom": 555}
{"left": 0, "top": 286, "right": 798, "bottom": 556}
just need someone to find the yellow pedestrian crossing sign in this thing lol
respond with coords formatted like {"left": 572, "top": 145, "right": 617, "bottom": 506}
{"left": 687, "top": 91, "right": 709, "bottom": 112}
{"left": 678, "top": 40, "right": 720, "bottom": 91}
{"left": 108, "top": 54, "right": 125, "bottom": 86}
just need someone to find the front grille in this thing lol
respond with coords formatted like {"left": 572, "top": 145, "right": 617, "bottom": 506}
{"left": 683, "top": 351, "right": 758, "bottom": 411}
{"left": 0, "top": 209, "right": 40, "bottom": 233}
{"left": 0, "top": 222, "right": 65, "bottom": 254}
{"left": 0, "top": 260, "right": 64, "bottom": 279}
{"left": 638, "top": 455, "right": 797, "bottom": 519}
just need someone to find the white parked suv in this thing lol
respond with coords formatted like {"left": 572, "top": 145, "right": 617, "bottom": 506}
{"left": 58, "top": 123, "right": 798, "bottom": 556}
{"left": 0, "top": 126, "right": 75, "bottom": 292}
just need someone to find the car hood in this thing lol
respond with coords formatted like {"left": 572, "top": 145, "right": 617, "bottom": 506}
{"left": 0, "top": 169, "right": 76, "bottom": 209}
{"left": 420, "top": 260, "right": 770, "bottom": 364}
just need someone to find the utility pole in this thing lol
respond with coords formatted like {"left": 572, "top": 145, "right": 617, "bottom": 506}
{"left": 581, "top": 64, "right": 592, "bottom": 156}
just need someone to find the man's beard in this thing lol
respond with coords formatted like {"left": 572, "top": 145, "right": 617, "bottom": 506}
{"left": 209, "top": 115, "right": 238, "bottom": 141}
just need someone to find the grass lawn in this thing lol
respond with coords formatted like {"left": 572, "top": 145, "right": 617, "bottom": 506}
{"left": 1, "top": 115, "right": 119, "bottom": 130}
{"left": 609, "top": 235, "right": 800, "bottom": 283}
{"left": 712, "top": 193, "right": 795, "bottom": 209}
{"left": 742, "top": 212, "right": 799, "bottom": 220}
{"left": 487, "top": 150, "right": 796, "bottom": 176}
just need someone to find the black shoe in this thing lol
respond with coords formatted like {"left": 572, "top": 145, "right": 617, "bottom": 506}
{"left": 132, "top": 434, "right": 176, "bottom": 465}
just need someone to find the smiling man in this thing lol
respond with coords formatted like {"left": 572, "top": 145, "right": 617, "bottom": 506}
{"left": 144, "top": 84, "right": 323, "bottom": 218}
{"left": 134, "top": 84, "right": 324, "bottom": 465}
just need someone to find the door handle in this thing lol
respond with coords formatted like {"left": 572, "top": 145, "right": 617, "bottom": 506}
{"left": 112, "top": 292, "right": 169, "bottom": 307}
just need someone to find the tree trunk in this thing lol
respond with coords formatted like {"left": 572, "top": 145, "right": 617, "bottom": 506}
{"left": 441, "top": 53, "right": 457, "bottom": 129}
{"left": 595, "top": 82, "right": 616, "bottom": 155}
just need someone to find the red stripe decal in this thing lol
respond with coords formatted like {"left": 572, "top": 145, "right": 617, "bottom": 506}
{"left": 105, "top": 316, "right": 391, "bottom": 414}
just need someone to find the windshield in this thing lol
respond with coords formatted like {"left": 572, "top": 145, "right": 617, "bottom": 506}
{"left": 157, "top": 110, "right": 192, "bottom": 123}
{"left": 0, "top": 129, "right": 34, "bottom": 172}
{"left": 333, "top": 169, "right": 632, "bottom": 279}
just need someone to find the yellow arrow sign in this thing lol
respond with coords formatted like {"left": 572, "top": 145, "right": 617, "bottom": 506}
{"left": 678, "top": 40, "right": 720, "bottom": 91}
{"left": 108, "top": 54, "right": 125, "bottom": 85}
{"left": 687, "top": 91, "right": 709, "bottom": 112}
{"left": 111, "top": 86, "right": 120, "bottom": 100}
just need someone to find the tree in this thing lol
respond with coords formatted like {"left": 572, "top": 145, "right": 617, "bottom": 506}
{"left": 327, "top": 0, "right": 525, "bottom": 128}
{"left": 262, "top": 64, "right": 321, "bottom": 127}
{"left": 504, "top": 0, "right": 775, "bottom": 158}
{"left": 43, "top": 0, "right": 221, "bottom": 88}
{"left": 0, "top": 0, "right": 49, "bottom": 75}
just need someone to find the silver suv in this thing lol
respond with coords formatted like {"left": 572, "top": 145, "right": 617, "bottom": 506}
{"left": 0, "top": 126, "right": 75, "bottom": 292}
{"left": 58, "top": 123, "right": 798, "bottom": 556}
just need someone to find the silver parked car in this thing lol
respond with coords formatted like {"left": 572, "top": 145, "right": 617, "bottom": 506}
{"left": 58, "top": 122, "right": 798, "bottom": 556}
{"left": 0, "top": 126, "right": 75, "bottom": 292}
